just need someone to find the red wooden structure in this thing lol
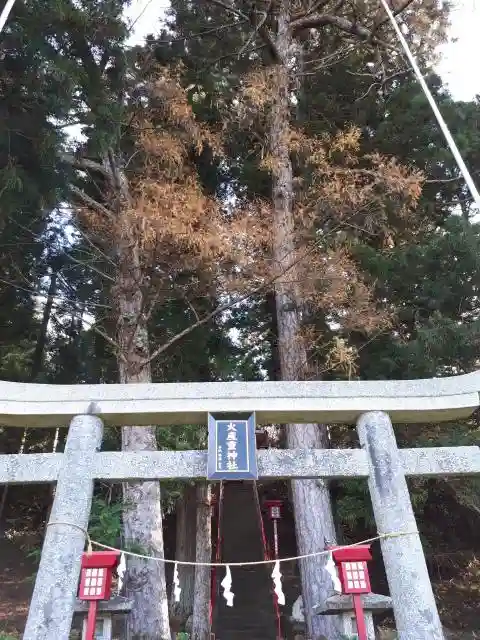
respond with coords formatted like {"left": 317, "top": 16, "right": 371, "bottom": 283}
{"left": 329, "top": 545, "right": 372, "bottom": 640}
{"left": 78, "top": 550, "right": 121, "bottom": 640}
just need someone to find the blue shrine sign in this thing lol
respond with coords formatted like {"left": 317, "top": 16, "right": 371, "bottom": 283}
{"left": 207, "top": 412, "right": 258, "bottom": 480}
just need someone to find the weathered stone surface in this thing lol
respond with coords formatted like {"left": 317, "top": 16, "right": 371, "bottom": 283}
{"left": 1, "top": 445, "right": 478, "bottom": 485}
{"left": 90, "top": 448, "right": 370, "bottom": 480}
{"left": 314, "top": 593, "right": 393, "bottom": 614}
{"left": 1, "top": 370, "right": 479, "bottom": 427}
{"left": 73, "top": 596, "right": 133, "bottom": 613}
{"left": 0, "top": 452, "right": 61, "bottom": 483}
{"left": 357, "top": 411, "right": 445, "bottom": 640}
{"left": 314, "top": 594, "right": 390, "bottom": 640}
{"left": 72, "top": 598, "right": 132, "bottom": 640}
{"left": 401, "top": 446, "right": 480, "bottom": 476}
{"left": 23, "top": 415, "right": 103, "bottom": 640}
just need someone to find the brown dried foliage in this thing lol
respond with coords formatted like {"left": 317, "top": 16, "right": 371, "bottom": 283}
{"left": 77, "top": 64, "right": 423, "bottom": 370}
{"left": 232, "top": 69, "right": 425, "bottom": 359}
{"left": 266, "top": 126, "right": 422, "bottom": 335}
{"left": 126, "top": 67, "right": 270, "bottom": 297}
{"left": 292, "top": 126, "right": 422, "bottom": 335}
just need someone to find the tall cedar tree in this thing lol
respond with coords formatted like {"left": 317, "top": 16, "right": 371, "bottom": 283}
{"left": 156, "top": 1, "right": 449, "bottom": 636}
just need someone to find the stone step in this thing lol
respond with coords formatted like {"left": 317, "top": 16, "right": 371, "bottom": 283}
{"left": 214, "top": 482, "right": 278, "bottom": 640}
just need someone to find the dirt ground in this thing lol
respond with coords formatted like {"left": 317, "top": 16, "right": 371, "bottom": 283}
{"left": 0, "top": 536, "right": 35, "bottom": 638}
{"left": 0, "top": 535, "right": 478, "bottom": 639}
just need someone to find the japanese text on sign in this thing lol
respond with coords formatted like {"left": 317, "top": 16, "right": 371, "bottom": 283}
{"left": 216, "top": 420, "right": 249, "bottom": 473}
{"left": 208, "top": 413, "right": 258, "bottom": 480}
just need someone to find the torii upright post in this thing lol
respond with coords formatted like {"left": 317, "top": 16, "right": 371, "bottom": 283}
{"left": 357, "top": 411, "right": 444, "bottom": 640}
{"left": 23, "top": 414, "right": 103, "bottom": 640}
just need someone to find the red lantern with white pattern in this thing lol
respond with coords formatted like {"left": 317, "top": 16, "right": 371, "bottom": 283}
{"left": 265, "top": 499, "right": 282, "bottom": 521}
{"left": 331, "top": 545, "right": 372, "bottom": 594}
{"left": 264, "top": 500, "right": 283, "bottom": 560}
{"left": 79, "top": 551, "right": 121, "bottom": 640}
{"left": 328, "top": 545, "right": 372, "bottom": 640}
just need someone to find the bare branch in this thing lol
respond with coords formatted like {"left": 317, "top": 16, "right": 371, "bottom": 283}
{"left": 81, "top": 317, "right": 127, "bottom": 363}
{"left": 66, "top": 254, "right": 116, "bottom": 283}
{"left": 56, "top": 120, "right": 83, "bottom": 129}
{"left": 199, "top": 43, "right": 267, "bottom": 73}
{"left": 206, "top": 0, "right": 248, "bottom": 21}
{"left": 0, "top": 277, "right": 37, "bottom": 297}
{"left": 155, "top": 18, "right": 247, "bottom": 45}
{"left": 62, "top": 153, "right": 112, "bottom": 180}
{"left": 426, "top": 173, "right": 480, "bottom": 184}
{"left": 142, "top": 229, "right": 335, "bottom": 367}
{"left": 68, "top": 184, "right": 115, "bottom": 220}
{"left": 238, "top": 1, "right": 272, "bottom": 58}
{"left": 182, "top": 294, "right": 201, "bottom": 323}
{"left": 144, "top": 286, "right": 166, "bottom": 323}
{"left": 349, "top": 68, "right": 409, "bottom": 101}
{"left": 68, "top": 221, "right": 118, "bottom": 268}
{"left": 296, "top": 45, "right": 354, "bottom": 76}
{"left": 143, "top": 294, "right": 249, "bottom": 365}
{"left": 371, "top": 0, "right": 417, "bottom": 33}
{"left": 292, "top": 0, "right": 332, "bottom": 22}
{"left": 291, "top": 12, "right": 371, "bottom": 39}
{"left": 290, "top": 12, "right": 396, "bottom": 51}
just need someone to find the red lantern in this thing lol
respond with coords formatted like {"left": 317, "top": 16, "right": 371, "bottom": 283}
{"left": 264, "top": 500, "right": 283, "bottom": 559}
{"left": 265, "top": 499, "right": 283, "bottom": 521}
{"left": 209, "top": 493, "right": 217, "bottom": 518}
{"left": 329, "top": 545, "right": 372, "bottom": 640}
{"left": 79, "top": 551, "right": 121, "bottom": 640}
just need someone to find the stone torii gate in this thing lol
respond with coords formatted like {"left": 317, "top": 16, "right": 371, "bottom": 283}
{"left": 1, "top": 374, "right": 479, "bottom": 640}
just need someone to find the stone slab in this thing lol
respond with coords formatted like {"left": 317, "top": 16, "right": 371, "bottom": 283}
{"left": 73, "top": 596, "right": 133, "bottom": 614}
{"left": 91, "top": 448, "right": 369, "bottom": 480}
{"left": 0, "top": 371, "right": 479, "bottom": 427}
{"left": 401, "top": 446, "right": 480, "bottom": 476}
{"left": 1, "top": 446, "right": 479, "bottom": 484}
{"left": 314, "top": 593, "right": 393, "bottom": 615}
{"left": 0, "top": 453, "right": 61, "bottom": 483}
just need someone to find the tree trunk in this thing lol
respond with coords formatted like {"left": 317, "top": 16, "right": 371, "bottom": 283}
{"left": 113, "top": 164, "right": 171, "bottom": 638}
{"left": 268, "top": 4, "right": 341, "bottom": 638}
{"left": 191, "top": 482, "right": 212, "bottom": 640}
{"left": 31, "top": 269, "right": 58, "bottom": 380}
{"left": 170, "top": 484, "right": 196, "bottom": 629}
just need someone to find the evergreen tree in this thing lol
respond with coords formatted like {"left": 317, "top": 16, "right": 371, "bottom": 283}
{"left": 0, "top": 0, "right": 479, "bottom": 636}
{"left": 155, "top": 2, "right": 455, "bottom": 636}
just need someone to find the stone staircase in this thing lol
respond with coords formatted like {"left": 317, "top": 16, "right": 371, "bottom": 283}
{"left": 214, "top": 482, "right": 278, "bottom": 640}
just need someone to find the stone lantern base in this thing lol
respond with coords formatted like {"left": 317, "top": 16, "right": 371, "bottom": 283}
{"left": 314, "top": 592, "right": 393, "bottom": 639}
{"left": 73, "top": 595, "right": 133, "bottom": 640}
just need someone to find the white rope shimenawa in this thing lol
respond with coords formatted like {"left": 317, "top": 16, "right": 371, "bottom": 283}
{"left": 221, "top": 566, "right": 234, "bottom": 607}
{"left": 271, "top": 560, "right": 285, "bottom": 605}
{"left": 379, "top": 0, "right": 480, "bottom": 210}
{"left": 173, "top": 562, "right": 182, "bottom": 603}
{"left": 325, "top": 551, "right": 342, "bottom": 593}
{"left": 49, "top": 522, "right": 416, "bottom": 609}
{"left": 117, "top": 552, "right": 126, "bottom": 593}
{"left": 89, "top": 530, "right": 416, "bottom": 567}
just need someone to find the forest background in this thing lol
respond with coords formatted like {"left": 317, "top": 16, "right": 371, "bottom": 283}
{"left": 0, "top": 0, "right": 479, "bottom": 638}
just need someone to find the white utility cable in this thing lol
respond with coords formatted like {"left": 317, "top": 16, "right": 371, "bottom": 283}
{"left": 0, "top": 0, "right": 17, "bottom": 34}
{"left": 379, "top": 0, "right": 480, "bottom": 211}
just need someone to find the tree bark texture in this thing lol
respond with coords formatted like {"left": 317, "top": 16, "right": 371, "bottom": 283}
{"left": 113, "top": 170, "right": 171, "bottom": 639}
{"left": 31, "top": 269, "right": 58, "bottom": 381}
{"left": 191, "top": 482, "right": 212, "bottom": 640}
{"left": 170, "top": 484, "right": 196, "bottom": 629}
{"left": 268, "top": 4, "right": 341, "bottom": 638}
